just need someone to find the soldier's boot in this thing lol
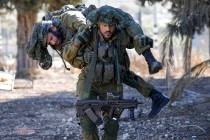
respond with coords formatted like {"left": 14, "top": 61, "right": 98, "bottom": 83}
{"left": 142, "top": 49, "right": 163, "bottom": 74}
{"left": 148, "top": 89, "right": 169, "bottom": 118}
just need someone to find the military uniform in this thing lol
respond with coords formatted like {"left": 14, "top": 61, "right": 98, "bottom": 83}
{"left": 64, "top": 39, "right": 154, "bottom": 98}
{"left": 63, "top": 7, "right": 153, "bottom": 139}
{"left": 76, "top": 28, "right": 131, "bottom": 140}
{"left": 27, "top": 7, "right": 168, "bottom": 139}
{"left": 63, "top": 6, "right": 169, "bottom": 139}
{"left": 26, "top": 9, "right": 86, "bottom": 69}
{"left": 42, "top": 6, "right": 155, "bottom": 97}
{"left": 61, "top": 6, "right": 155, "bottom": 98}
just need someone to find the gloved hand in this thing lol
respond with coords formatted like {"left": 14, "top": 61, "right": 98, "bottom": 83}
{"left": 73, "top": 27, "right": 91, "bottom": 48}
{"left": 39, "top": 49, "right": 52, "bottom": 70}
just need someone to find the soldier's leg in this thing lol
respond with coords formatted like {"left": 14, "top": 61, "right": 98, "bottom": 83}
{"left": 94, "top": 83, "right": 123, "bottom": 140}
{"left": 142, "top": 48, "right": 163, "bottom": 74}
{"left": 126, "top": 21, "right": 162, "bottom": 74}
{"left": 79, "top": 116, "right": 99, "bottom": 140}
{"left": 122, "top": 70, "right": 154, "bottom": 97}
{"left": 123, "top": 70, "right": 169, "bottom": 118}
{"left": 101, "top": 115, "right": 119, "bottom": 140}
{"left": 77, "top": 72, "right": 99, "bottom": 140}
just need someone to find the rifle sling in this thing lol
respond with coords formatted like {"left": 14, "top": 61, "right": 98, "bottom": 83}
{"left": 83, "top": 27, "right": 98, "bottom": 98}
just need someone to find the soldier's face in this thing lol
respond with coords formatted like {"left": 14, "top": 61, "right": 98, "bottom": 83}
{"left": 47, "top": 32, "right": 60, "bottom": 46}
{"left": 98, "top": 22, "right": 116, "bottom": 39}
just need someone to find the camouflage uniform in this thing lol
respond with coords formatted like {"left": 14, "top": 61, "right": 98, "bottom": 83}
{"left": 63, "top": 6, "right": 154, "bottom": 140}
{"left": 62, "top": 6, "right": 169, "bottom": 139}
{"left": 60, "top": 6, "right": 155, "bottom": 97}
{"left": 27, "top": 22, "right": 53, "bottom": 70}
{"left": 26, "top": 5, "right": 169, "bottom": 140}
{"left": 32, "top": 5, "right": 155, "bottom": 97}
{"left": 77, "top": 28, "right": 132, "bottom": 140}
{"left": 26, "top": 9, "right": 86, "bottom": 69}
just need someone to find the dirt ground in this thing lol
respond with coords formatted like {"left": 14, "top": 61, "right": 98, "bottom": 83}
{"left": 0, "top": 70, "right": 210, "bottom": 140}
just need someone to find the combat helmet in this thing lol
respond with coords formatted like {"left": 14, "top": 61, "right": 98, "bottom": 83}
{"left": 98, "top": 5, "right": 120, "bottom": 24}
{"left": 87, "top": 5, "right": 122, "bottom": 25}
{"left": 27, "top": 21, "right": 53, "bottom": 70}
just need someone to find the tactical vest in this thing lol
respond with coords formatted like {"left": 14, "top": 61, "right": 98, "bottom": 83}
{"left": 82, "top": 29, "right": 130, "bottom": 84}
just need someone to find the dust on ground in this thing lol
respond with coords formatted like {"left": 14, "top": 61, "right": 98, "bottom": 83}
{"left": 0, "top": 70, "right": 210, "bottom": 140}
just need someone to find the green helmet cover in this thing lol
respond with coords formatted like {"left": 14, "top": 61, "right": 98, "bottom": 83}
{"left": 27, "top": 21, "right": 53, "bottom": 70}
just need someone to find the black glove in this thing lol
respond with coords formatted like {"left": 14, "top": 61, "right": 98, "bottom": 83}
{"left": 74, "top": 27, "right": 91, "bottom": 47}
{"left": 39, "top": 49, "right": 52, "bottom": 70}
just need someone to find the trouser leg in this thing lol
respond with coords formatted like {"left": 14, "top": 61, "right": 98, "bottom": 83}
{"left": 77, "top": 72, "right": 100, "bottom": 140}
{"left": 80, "top": 116, "right": 100, "bottom": 140}
{"left": 122, "top": 70, "right": 169, "bottom": 118}
{"left": 101, "top": 116, "right": 119, "bottom": 140}
{"left": 142, "top": 48, "right": 163, "bottom": 74}
{"left": 122, "top": 70, "right": 154, "bottom": 97}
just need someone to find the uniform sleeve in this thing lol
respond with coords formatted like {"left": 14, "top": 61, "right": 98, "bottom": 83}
{"left": 63, "top": 41, "right": 84, "bottom": 69}
{"left": 60, "top": 11, "right": 86, "bottom": 32}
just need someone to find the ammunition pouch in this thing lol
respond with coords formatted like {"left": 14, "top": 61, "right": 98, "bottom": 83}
{"left": 93, "top": 63, "right": 115, "bottom": 84}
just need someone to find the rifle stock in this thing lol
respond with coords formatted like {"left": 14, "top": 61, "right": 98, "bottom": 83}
{"left": 75, "top": 99, "right": 142, "bottom": 125}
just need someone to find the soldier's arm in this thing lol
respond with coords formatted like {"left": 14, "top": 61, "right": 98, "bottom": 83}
{"left": 63, "top": 27, "right": 92, "bottom": 68}
{"left": 62, "top": 41, "right": 85, "bottom": 69}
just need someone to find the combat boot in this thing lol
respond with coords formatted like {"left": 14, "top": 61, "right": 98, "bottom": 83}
{"left": 148, "top": 61, "right": 163, "bottom": 74}
{"left": 142, "top": 49, "right": 163, "bottom": 74}
{"left": 148, "top": 89, "right": 169, "bottom": 118}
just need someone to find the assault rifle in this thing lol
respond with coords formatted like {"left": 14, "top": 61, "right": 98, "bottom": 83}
{"left": 75, "top": 99, "right": 142, "bottom": 125}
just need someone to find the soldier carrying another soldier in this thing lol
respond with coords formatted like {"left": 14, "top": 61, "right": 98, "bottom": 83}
{"left": 62, "top": 5, "right": 169, "bottom": 140}
{"left": 27, "top": 4, "right": 169, "bottom": 140}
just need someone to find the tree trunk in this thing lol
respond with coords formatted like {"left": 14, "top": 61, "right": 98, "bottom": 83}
{"left": 16, "top": 9, "right": 38, "bottom": 78}
{"left": 209, "top": 26, "right": 210, "bottom": 59}
{"left": 183, "top": 37, "right": 192, "bottom": 75}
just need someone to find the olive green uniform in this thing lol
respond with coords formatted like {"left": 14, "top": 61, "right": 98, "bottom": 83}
{"left": 27, "top": 5, "right": 162, "bottom": 140}
{"left": 56, "top": 9, "right": 155, "bottom": 98}
{"left": 77, "top": 28, "right": 129, "bottom": 140}
{"left": 63, "top": 23, "right": 156, "bottom": 139}
{"left": 27, "top": 5, "right": 154, "bottom": 97}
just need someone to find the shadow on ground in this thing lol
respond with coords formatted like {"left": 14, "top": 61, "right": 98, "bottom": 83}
{"left": 0, "top": 77, "right": 209, "bottom": 140}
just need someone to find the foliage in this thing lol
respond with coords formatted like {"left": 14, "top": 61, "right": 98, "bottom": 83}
{"left": 139, "top": 0, "right": 210, "bottom": 64}
{"left": 0, "top": 0, "right": 82, "bottom": 12}
{"left": 139, "top": 0, "right": 210, "bottom": 102}
{"left": 140, "top": 0, "right": 210, "bottom": 35}
{"left": 0, "top": 0, "right": 41, "bottom": 11}
{"left": 169, "top": 59, "right": 210, "bottom": 104}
